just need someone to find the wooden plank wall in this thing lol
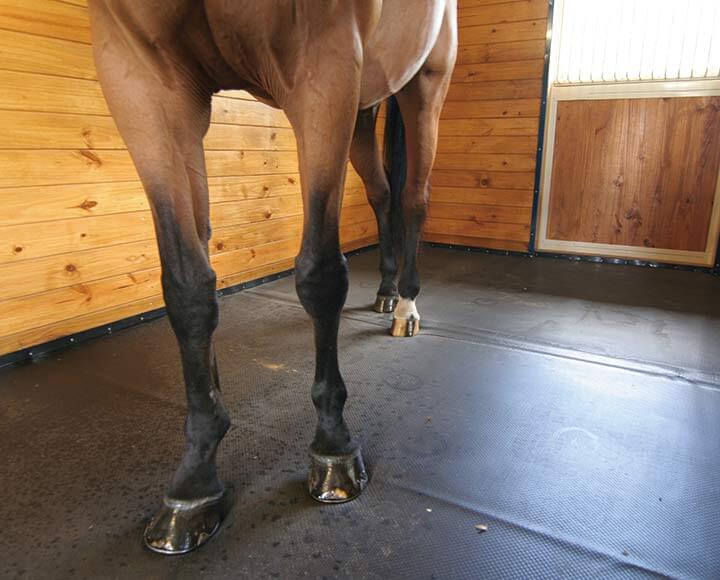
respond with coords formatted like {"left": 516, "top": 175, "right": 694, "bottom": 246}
{"left": 427, "top": 0, "right": 549, "bottom": 251}
{"left": 547, "top": 97, "right": 720, "bottom": 252}
{"left": 0, "top": 0, "right": 377, "bottom": 356}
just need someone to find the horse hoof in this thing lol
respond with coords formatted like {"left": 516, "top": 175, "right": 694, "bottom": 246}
{"left": 144, "top": 490, "right": 230, "bottom": 555}
{"left": 390, "top": 315, "right": 420, "bottom": 337}
{"left": 373, "top": 294, "right": 399, "bottom": 313}
{"left": 308, "top": 446, "right": 368, "bottom": 503}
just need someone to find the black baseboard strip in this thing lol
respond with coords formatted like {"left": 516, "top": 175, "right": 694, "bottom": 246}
{"left": 423, "top": 241, "right": 717, "bottom": 276}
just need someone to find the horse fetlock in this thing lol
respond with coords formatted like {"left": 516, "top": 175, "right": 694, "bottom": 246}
{"left": 311, "top": 377, "right": 347, "bottom": 414}
{"left": 311, "top": 421, "right": 354, "bottom": 457}
{"left": 374, "top": 294, "right": 399, "bottom": 313}
{"left": 186, "top": 402, "right": 231, "bottom": 445}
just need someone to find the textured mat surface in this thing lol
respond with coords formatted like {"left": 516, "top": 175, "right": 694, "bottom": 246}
{"left": 1, "top": 248, "right": 719, "bottom": 579}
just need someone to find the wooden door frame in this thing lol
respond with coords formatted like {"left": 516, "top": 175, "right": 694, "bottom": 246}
{"left": 535, "top": 0, "right": 720, "bottom": 267}
{"left": 536, "top": 79, "right": 720, "bottom": 267}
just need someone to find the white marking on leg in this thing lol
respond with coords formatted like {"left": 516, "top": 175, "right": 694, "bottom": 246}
{"left": 394, "top": 297, "right": 419, "bottom": 320}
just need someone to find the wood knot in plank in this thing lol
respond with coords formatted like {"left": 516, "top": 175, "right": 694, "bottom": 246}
{"left": 77, "top": 150, "right": 103, "bottom": 167}
{"left": 76, "top": 199, "right": 98, "bottom": 212}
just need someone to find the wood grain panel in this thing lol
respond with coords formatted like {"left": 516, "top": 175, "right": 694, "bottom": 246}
{"left": 434, "top": 153, "right": 536, "bottom": 172}
{"left": 439, "top": 117, "right": 540, "bottom": 136}
{"left": 0, "top": 205, "right": 375, "bottom": 340}
{"left": 0, "top": 187, "right": 369, "bottom": 263}
{"left": 0, "top": 149, "right": 304, "bottom": 188}
{"left": 428, "top": 203, "right": 532, "bottom": 224}
{"left": 547, "top": 97, "right": 720, "bottom": 252}
{"left": 452, "top": 60, "right": 545, "bottom": 83}
{"left": 436, "top": 135, "right": 537, "bottom": 155}
{"left": 445, "top": 79, "right": 542, "bottom": 102}
{"left": 458, "top": 0, "right": 548, "bottom": 27}
{"left": 0, "top": 175, "right": 365, "bottom": 229}
{"left": 0, "top": 110, "right": 297, "bottom": 150}
{"left": 431, "top": 187, "right": 533, "bottom": 207}
{"left": 0, "top": 69, "right": 108, "bottom": 115}
{"left": 457, "top": 39, "right": 546, "bottom": 64}
{"left": 432, "top": 169, "right": 535, "bottom": 190}
{"left": 440, "top": 98, "right": 540, "bottom": 119}
{"left": 211, "top": 96, "right": 291, "bottom": 128}
{"left": 0, "top": 28, "right": 95, "bottom": 79}
{"left": 428, "top": 0, "right": 548, "bottom": 251}
{"left": 0, "top": 0, "right": 91, "bottom": 43}
{"left": 0, "top": 175, "right": 299, "bottom": 226}
{"left": 458, "top": 20, "right": 547, "bottom": 45}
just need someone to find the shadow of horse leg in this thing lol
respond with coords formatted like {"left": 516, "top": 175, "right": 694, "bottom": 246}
{"left": 286, "top": 55, "right": 368, "bottom": 503}
{"left": 90, "top": 2, "right": 230, "bottom": 553}
{"left": 350, "top": 107, "right": 399, "bottom": 313}
{"left": 391, "top": 9, "right": 456, "bottom": 338}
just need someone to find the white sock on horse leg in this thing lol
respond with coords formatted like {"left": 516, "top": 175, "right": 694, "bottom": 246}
{"left": 394, "top": 297, "right": 419, "bottom": 320}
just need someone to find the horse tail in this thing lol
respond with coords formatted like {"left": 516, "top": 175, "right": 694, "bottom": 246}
{"left": 383, "top": 95, "right": 407, "bottom": 262}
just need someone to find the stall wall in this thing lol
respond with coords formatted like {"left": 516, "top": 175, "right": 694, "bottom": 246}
{"left": 0, "top": 0, "right": 377, "bottom": 356}
{"left": 427, "top": 0, "right": 549, "bottom": 251}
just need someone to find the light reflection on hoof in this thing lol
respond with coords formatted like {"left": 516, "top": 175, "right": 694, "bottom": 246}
{"left": 373, "top": 295, "right": 399, "bottom": 313}
{"left": 308, "top": 447, "right": 368, "bottom": 503}
{"left": 144, "top": 490, "right": 230, "bottom": 555}
{"left": 390, "top": 315, "right": 420, "bottom": 337}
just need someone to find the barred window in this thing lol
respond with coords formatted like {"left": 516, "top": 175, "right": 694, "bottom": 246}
{"left": 553, "top": 0, "right": 720, "bottom": 84}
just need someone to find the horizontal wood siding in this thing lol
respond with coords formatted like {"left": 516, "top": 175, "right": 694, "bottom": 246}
{"left": 0, "top": 0, "right": 377, "bottom": 356}
{"left": 427, "top": 0, "right": 548, "bottom": 250}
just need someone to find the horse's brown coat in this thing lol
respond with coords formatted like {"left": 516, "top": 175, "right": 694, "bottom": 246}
{"left": 87, "top": 0, "right": 457, "bottom": 546}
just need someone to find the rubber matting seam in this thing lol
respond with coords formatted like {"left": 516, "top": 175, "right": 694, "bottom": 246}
{"left": 393, "top": 481, "right": 671, "bottom": 580}
{"left": 245, "top": 288, "right": 720, "bottom": 391}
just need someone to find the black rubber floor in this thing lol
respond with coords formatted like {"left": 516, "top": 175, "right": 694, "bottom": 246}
{"left": 1, "top": 247, "right": 719, "bottom": 579}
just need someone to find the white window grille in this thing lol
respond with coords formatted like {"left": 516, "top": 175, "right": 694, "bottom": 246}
{"left": 553, "top": 0, "right": 720, "bottom": 84}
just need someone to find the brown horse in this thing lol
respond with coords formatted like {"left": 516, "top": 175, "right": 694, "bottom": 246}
{"left": 88, "top": 0, "right": 457, "bottom": 554}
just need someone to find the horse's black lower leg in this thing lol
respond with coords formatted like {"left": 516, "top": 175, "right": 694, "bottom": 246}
{"left": 295, "top": 245, "right": 368, "bottom": 502}
{"left": 368, "top": 187, "right": 400, "bottom": 307}
{"left": 143, "top": 205, "right": 231, "bottom": 554}
{"left": 350, "top": 107, "right": 399, "bottom": 313}
{"left": 296, "top": 250, "right": 350, "bottom": 453}
{"left": 397, "top": 197, "right": 425, "bottom": 302}
{"left": 164, "top": 271, "right": 229, "bottom": 500}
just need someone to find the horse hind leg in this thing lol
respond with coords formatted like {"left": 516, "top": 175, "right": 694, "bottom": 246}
{"left": 391, "top": 6, "right": 456, "bottom": 338}
{"left": 90, "top": 3, "right": 230, "bottom": 554}
{"left": 350, "top": 106, "right": 399, "bottom": 313}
